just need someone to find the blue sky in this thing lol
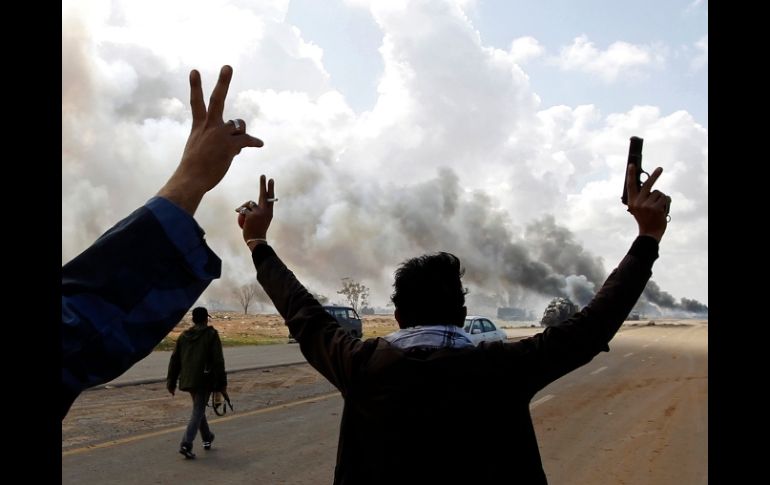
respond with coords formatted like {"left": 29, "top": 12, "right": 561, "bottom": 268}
{"left": 287, "top": 0, "right": 707, "bottom": 125}
{"left": 63, "top": 0, "right": 708, "bottom": 313}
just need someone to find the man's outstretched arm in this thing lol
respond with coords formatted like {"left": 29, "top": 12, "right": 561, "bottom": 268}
{"left": 61, "top": 66, "right": 263, "bottom": 419}
{"left": 505, "top": 164, "right": 670, "bottom": 396}
{"left": 237, "top": 176, "right": 363, "bottom": 395}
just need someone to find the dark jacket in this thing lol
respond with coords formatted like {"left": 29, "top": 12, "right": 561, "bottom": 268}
{"left": 252, "top": 236, "right": 658, "bottom": 484}
{"left": 166, "top": 325, "right": 227, "bottom": 392}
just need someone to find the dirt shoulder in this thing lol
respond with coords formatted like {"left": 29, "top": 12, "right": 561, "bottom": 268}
{"left": 158, "top": 313, "right": 705, "bottom": 350}
{"left": 62, "top": 364, "right": 337, "bottom": 452}
{"left": 157, "top": 312, "right": 401, "bottom": 350}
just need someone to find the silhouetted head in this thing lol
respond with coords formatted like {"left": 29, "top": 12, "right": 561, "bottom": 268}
{"left": 192, "top": 307, "right": 209, "bottom": 325}
{"left": 391, "top": 252, "right": 468, "bottom": 329}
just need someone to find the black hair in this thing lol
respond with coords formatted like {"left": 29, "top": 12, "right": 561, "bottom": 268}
{"left": 192, "top": 307, "right": 209, "bottom": 325}
{"left": 390, "top": 252, "right": 467, "bottom": 327}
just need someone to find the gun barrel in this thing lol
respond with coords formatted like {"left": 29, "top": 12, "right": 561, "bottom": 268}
{"left": 622, "top": 136, "right": 644, "bottom": 205}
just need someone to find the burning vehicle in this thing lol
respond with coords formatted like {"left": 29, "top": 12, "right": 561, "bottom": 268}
{"left": 540, "top": 297, "right": 579, "bottom": 327}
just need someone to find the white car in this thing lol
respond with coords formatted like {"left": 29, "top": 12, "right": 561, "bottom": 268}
{"left": 463, "top": 316, "right": 508, "bottom": 345}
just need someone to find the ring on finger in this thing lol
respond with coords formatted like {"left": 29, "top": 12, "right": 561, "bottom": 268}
{"left": 228, "top": 119, "right": 245, "bottom": 133}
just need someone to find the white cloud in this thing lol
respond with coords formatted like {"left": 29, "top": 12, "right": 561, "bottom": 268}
{"left": 62, "top": 0, "right": 708, "bottom": 311}
{"left": 509, "top": 36, "right": 545, "bottom": 64}
{"left": 560, "top": 107, "right": 708, "bottom": 303}
{"left": 554, "top": 35, "right": 666, "bottom": 83}
{"left": 97, "top": 0, "right": 271, "bottom": 69}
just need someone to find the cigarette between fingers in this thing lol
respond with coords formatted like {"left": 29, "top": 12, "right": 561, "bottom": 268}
{"left": 267, "top": 198, "right": 278, "bottom": 203}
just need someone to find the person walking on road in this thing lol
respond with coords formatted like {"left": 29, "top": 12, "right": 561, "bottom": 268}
{"left": 166, "top": 307, "right": 227, "bottom": 459}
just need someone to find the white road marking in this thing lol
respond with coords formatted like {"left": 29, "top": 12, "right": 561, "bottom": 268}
{"left": 590, "top": 366, "right": 608, "bottom": 375}
{"left": 623, "top": 352, "right": 634, "bottom": 358}
{"left": 530, "top": 394, "right": 555, "bottom": 409}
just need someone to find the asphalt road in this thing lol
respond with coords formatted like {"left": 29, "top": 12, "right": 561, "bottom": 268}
{"left": 63, "top": 323, "right": 707, "bottom": 484}
{"left": 534, "top": 323, "right": 708, "bottom": 484}
{"left": 99, "top": 327, "right": 542, "bottom": 387}
{"left": 102, "top": 345, "right": 308, "bottom": 387}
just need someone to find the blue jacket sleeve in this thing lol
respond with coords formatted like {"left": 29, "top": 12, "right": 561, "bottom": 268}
{"left": 61, "top": 196, "right": 221, "bottom": 418}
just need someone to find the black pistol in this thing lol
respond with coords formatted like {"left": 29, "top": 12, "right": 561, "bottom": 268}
{"left": 622, "top": 136, "right": 670, "bottom": 217}
{"left": 621, "top": 136, "right": 646, "bottom": 206}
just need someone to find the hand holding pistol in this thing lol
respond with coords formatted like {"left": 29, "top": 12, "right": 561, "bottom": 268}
{"left": 622, "top": 136, "right": 670, "bottom": 217}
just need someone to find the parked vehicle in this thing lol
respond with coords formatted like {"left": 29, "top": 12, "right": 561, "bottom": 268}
{"left": 288, "top": 305, "right": 363, "bottom": 342}
{"left": 324, "top": 305, "right": 363, "bottom": 338}
{"left": 463, "top": 315, "right": 508, "bottom": 345}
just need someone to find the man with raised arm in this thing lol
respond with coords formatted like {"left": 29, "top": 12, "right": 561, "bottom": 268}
{"left": 240, "top": 162, "right": 667, "bottom": 483}
{"left": 62, "top": 66, "right": 262, "bottom": 419}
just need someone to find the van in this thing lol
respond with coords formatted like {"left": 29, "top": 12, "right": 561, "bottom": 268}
{"left": 323, "top": 305, "right": 363, "bottom": 338}
{"left": 288, "top": 305, "right": 363, "bottom": 342}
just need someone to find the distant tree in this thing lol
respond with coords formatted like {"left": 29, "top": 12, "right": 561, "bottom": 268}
{"left": 337, "top": 277, "right": 370, "bottom": 313}
{"left": 234, "top": 282, "right": 259, "bottom": 314}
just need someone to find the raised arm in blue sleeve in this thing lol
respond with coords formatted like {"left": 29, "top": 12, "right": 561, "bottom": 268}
{"left": 61, "top": 196, "right": 221, "bottom": 418}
